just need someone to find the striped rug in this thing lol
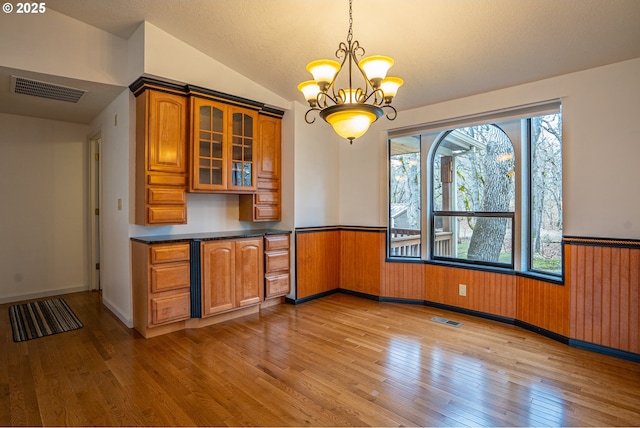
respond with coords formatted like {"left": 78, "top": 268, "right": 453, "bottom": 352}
{"left": 9, "top": 298, "right": 83, "bottom": 342}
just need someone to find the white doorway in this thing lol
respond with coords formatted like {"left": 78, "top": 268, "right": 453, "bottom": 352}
{"left": 89, "top": 135, "right": 102, "bottom": 291}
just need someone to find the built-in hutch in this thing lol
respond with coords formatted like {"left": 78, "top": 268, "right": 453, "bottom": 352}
{"left": 130, "top": 77, "right": 289, "bottom": 338}
{"left": 130, "top": 77, "right": 284, "bottom": 225}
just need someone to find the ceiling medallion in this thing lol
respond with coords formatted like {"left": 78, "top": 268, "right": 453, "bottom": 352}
{"left": 298, "top": 0, "right": 403, "bottom": 143}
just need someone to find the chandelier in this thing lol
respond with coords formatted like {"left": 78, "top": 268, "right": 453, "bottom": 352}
{"left": 297, "top": 0, "right": 403, "bottom": 143}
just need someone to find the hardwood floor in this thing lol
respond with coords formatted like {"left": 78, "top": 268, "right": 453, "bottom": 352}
{"left": 1, "top": 291, "right": 639, "bottom": 426}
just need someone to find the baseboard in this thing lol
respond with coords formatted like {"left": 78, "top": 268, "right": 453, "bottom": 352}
{"left": 287, "top": 288, "right": 339, "bottom": 304}
{"left": 0, "top": 285, "right": 88, "bottom": 305}
{"left": 569, "top": 339, "right": 640, "bottom": 363}
{"left": 101, "top": 297, "right": 134, "bottom": 328}
{"left": 513, "top": 319, "right": 569, "bottom": 344}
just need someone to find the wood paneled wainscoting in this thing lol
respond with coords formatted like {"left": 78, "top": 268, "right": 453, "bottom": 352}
{"left": 565, "top": 236, "right": 640, "bottom": 356}
{"left": 295, "top": 227, "right": 639, "bottom": 360}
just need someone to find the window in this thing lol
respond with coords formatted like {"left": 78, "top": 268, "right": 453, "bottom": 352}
{"left": 529, "top": 114, "right": 563, "bottom": 275}
{"left": 432, "top": 125, "right": 515, "bottom": 268}
{"left": 387, "top": 103, "right": 563, "bottom": 277}
{"left": 389, "top": 136, "right": 421, "bottom": 257}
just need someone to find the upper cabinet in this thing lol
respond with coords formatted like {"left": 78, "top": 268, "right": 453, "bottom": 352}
{"left": 239, "top": 113, "right": 282, "bottom": 222}
{"left": 190, "top": 98, "right": 258, "bottom": 193}
{"left": 130, "top": 77, "right": 284, "bottom": 225}
{"left": 134, "top": 88, "right": 188, "bottom": 225}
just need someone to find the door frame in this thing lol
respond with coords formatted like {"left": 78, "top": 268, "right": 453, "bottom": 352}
{"left": 89, "top": 133, "right": 102, "bottom": 291}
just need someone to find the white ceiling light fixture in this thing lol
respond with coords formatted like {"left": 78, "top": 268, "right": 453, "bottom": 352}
{"left": 298, "top": 0, "right": 403, "bottom": 143}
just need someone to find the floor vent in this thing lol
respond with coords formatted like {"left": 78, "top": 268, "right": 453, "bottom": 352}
{"left": 11, "top": 75, "right": 87, "bottom": 103}
{"left": 431, "top": 316, "right": 463, "bottom": 328}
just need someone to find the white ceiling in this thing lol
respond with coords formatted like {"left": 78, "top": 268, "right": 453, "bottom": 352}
{"left": 3, "top": 0, "right": 640, "bottom": 123}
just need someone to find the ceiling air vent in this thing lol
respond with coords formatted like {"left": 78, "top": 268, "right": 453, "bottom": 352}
{"left": 11, "top": 76, "right": 87, "bottom": 103}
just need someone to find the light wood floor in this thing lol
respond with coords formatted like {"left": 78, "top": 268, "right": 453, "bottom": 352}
{"left": 1, "top": 291, "right": 639, "bottom": 426}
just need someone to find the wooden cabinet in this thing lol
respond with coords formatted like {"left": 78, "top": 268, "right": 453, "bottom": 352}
{"left": 134, "top": 89, "right": 188, "bottom": 225}
{"left": 190, "top": 97, "right": 259, "bottom": 193}
{"left": 132, "top": 241, "right": 191, "bottom": 338}
{"left": 201, "top": 238, "right": 264, "bottom": 317}
{"left": 264, "top": 234, "right": 290, "bottom": 298}
{"left": 239, "top": 114, "right": 282, "bottom": 221}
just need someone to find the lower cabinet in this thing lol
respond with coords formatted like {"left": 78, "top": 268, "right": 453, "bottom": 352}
{"left": 131, "top": 232, "right": 290, "bottom": 338}
{"left": 132, "top": 241, "right": 191, "bottom": 338}
{"left": 201, "top": 237, "right": 264, "bottom": 317}
{"left": 264, "top": 234, "right": 290, "bottom": 298}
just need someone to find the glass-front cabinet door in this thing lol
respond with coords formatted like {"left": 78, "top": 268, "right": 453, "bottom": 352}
{"left": 191, "top": 98, "right": 227, "bottom": 191}
{"left": 228, "top": 107, "right": 257, "bottom": 192}
{"left": 190, "top": 98, "right": 257, "bottom": 192}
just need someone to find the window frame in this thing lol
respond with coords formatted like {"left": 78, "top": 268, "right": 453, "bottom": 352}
{"left": 386, "top": 101, "right": 563, "bottom": 281}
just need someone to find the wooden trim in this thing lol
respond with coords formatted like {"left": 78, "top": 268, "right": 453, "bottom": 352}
{"left": 129, "top": 76, "right": 187, "bottom": 97}
{"left": 128, "top": 76, "right": 287, "bottom": 117}
{"left": 295, "top": 225, "right": 386, "bottom": 233}
{"left": 564, "top": 235, "right": 640, "bottom": 249}
{"left": 187, "top": 84, "right": 263, "bottom": 110}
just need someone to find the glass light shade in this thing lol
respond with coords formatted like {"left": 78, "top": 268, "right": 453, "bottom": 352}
{"left": 380, "top": 76, "right": 404, "bottom": 103}
{"left": 297, "top": 80, "right": 320, "bottom": 106}
{"left": 359, "top": 55, "right": 394, "bottom": 87}
{"left": 306, "top": 60, "right": 340, "bottom": 89}
{"left": 320, "top": 105, "right": 383, "bottom": 141}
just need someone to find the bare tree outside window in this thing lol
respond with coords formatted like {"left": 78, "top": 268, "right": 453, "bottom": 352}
{"left": 531, "top": 113, "right": 562, "bottom": 274}
{"left": 433, "top": 125, "right": 515, "bottom": 265}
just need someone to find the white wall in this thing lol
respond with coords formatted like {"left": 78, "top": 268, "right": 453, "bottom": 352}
{"left": 293, "top": 101, "right": 341, "bottom": 228}
{"left": 0, "top": 113, "right": 88, "bottom": 303}
{"left": 339, "top": 58, "right": 640, "bottom": 240}
{"left": 0, "top": 8, "right": 128, "bottom": 85}
{"left": 140, "top": 22, "right": 289, "bottom": 111}
{"left": 87, "top": 90, "right": 136, "bottom": 326}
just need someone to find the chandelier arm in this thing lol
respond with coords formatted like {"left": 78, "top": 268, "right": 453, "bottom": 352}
{"left": 319, "top": 91, "right": 341, "bottom": 107}
{"left": 330, "top": 45, "right": 350, "bottom": 101}
{"left": 304, "top": 108, "right": 320, "bottom": 124}
{"left": 382, "top": 104, "right": 398, "bottom": 121}
{"left": 359, "top": 87, "right": 385, "bottom": 106}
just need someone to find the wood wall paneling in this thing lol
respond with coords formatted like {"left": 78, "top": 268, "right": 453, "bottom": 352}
{"left": 339, "top": 230, "right": 383, "bottom": 296}
{"left": 295, "top": 230, "right": 341, "bottom": 299}
{"left": 569, "top": 243, "right": 640, "bottom": 354}
{"left": 380, "top": 262, "right": 425, "bottom": 300}
{"left": 424, "top": 265, "right": 516, "bottom": 319}
{"left": 516, "top": 275, "right": 570, "bottom": 337}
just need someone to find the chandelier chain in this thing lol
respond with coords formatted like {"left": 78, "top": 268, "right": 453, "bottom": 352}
{"left": 347, "top": 0, "right": 353, "bottom": 43}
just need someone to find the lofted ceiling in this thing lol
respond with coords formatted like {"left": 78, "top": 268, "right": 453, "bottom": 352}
{"left": 2, "top": 0, "right": 640, "bottom": 124}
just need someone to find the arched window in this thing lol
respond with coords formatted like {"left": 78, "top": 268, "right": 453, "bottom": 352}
{"left": 431, "top": 124, "right": 515, "bottom": 267}
{"left": 387, "top": 103, "right": 562, "bottom": 278}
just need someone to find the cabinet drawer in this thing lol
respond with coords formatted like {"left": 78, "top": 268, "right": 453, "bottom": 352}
{"left": 254, "top": 205, "right": 279, "bottom": 220}
{"left": 151, "top": 292, "right": 191, "bottom": 326}
{"left": 265, "top": 273, "right": 290, "bottom": 298}
{"left": 147, "top": 206, "right": 187, "bottom": 224}
{"left": 256, "top": 178, "right": 279, "bottom": 190}
{"left": 265, "top": 234, "right": 289, "bottom": 251}
{"left": 265, "top": 251, "right": 289, "bottom": 273}
{"left": 150, "top": 243, "right": 190, "bottom": 264}
{"left": 150, "top": 263, "right": 190, "bottom": 292}
{"left": 255, "top": 191, "right": 279, "bottom": 205}
{"left": 148, "top": 187, "right": 186, "bottom": 205}
{"left": 148, "top": 174, "right": 187, "bottom": 186}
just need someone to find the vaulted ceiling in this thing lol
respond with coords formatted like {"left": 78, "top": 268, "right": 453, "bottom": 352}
{"left": 3, "top": 0, "right": 640, "bottom": 123}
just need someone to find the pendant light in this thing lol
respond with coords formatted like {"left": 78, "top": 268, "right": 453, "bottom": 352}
{"left": 297, "top": 0, "right": 403, "bottom": 143}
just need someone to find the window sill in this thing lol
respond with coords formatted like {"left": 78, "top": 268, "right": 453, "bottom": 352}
{"left": 517, "top": 270, "right": 564, "bottom": 285}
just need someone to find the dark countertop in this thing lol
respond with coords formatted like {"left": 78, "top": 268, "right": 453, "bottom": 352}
{"left": 130, "top": 229, "right": 291, "bottom": 244}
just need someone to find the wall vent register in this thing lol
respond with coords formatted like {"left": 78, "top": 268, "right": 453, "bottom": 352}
{"left": 11, "top": 75, "right": 87, "bottom": 103}
{"left": 430, "top": 316, "right": 463, "bottom": 328}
